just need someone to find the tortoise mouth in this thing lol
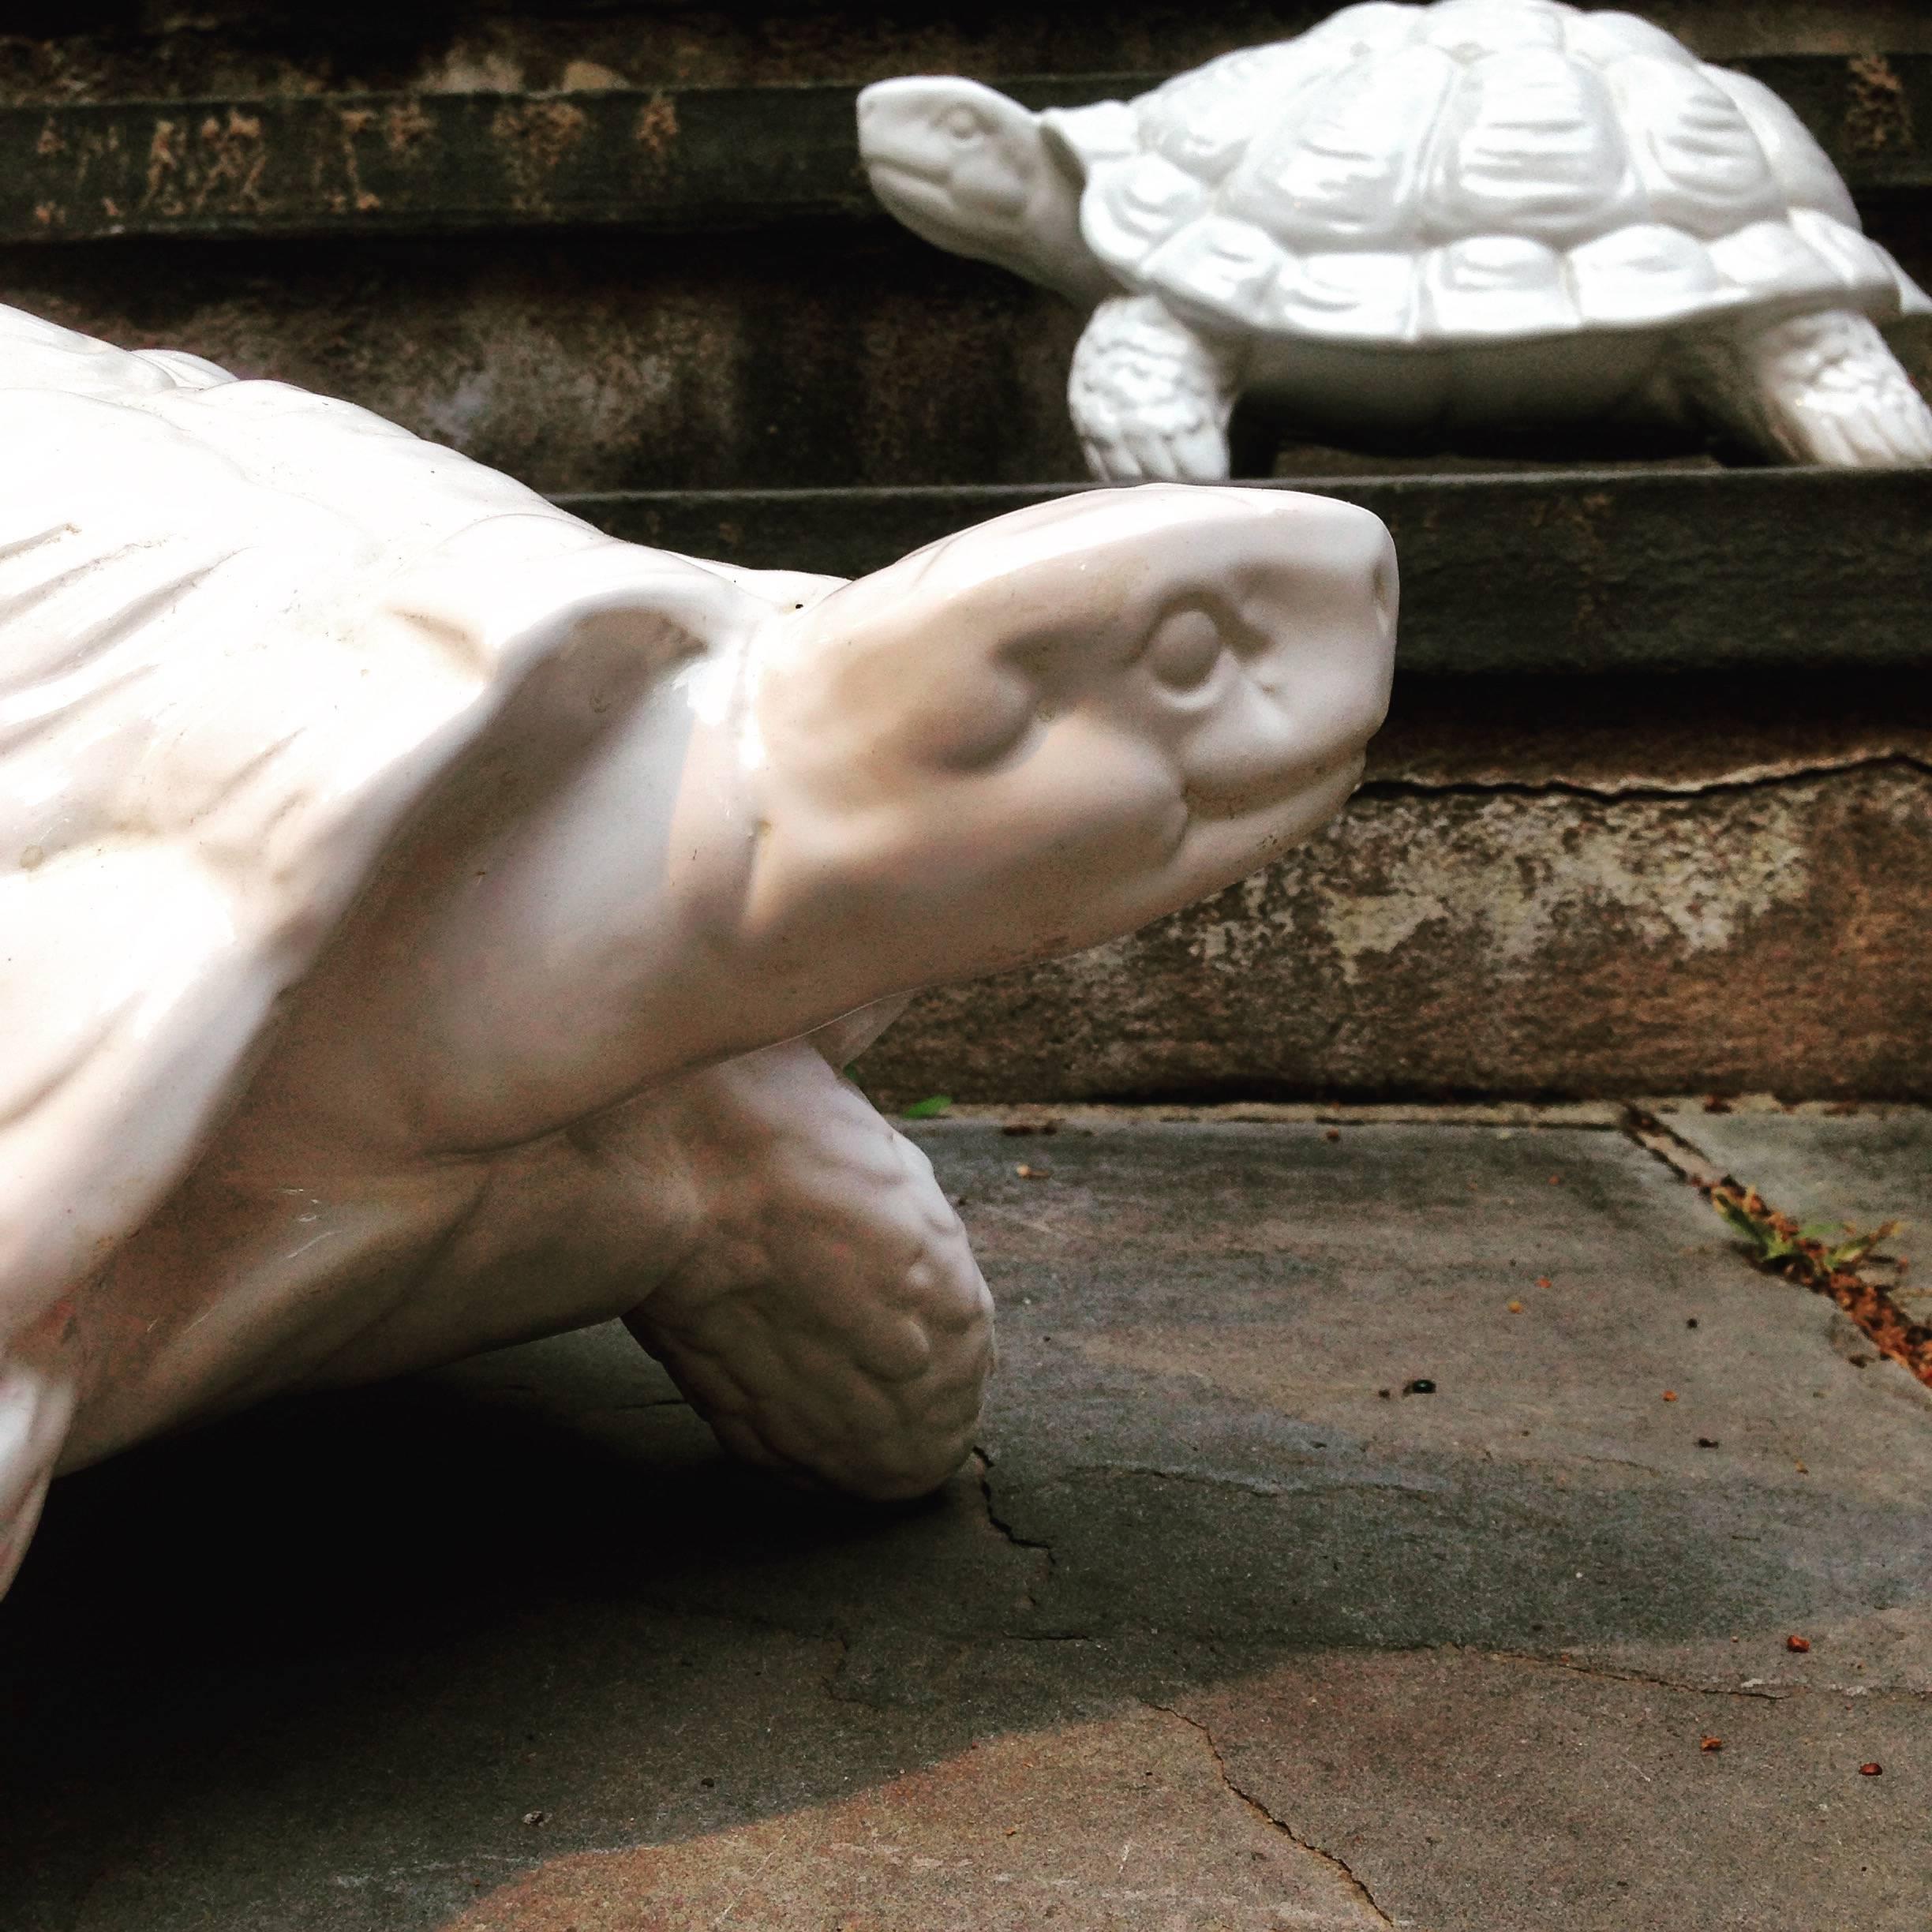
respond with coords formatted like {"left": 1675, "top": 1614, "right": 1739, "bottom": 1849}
{"left": 855, "top": 128, "right": 943, "bottom": 192}
{"left": 861, "top": 165, "right": 974, "bottom": 260}
{"left": 861, "top": 146, "right": 945, "bottom": 197}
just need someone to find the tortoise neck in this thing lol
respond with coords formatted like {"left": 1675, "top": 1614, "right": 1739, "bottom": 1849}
{"left": 1005, "top": 161, "right": 1119, "bottom": 309}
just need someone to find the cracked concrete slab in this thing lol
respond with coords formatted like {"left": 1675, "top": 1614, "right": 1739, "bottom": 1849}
{"left": 2, "top": 1116, "right": 1927, "bottom": 1930}
{"left": 1646, "top": 1101, "right": 1932, "bottom": 1237}
{"left": 953, "top": 1121, "right": 1932, "bottom": 1668}
{"left": 1177, "top": 1649, "right": 1927, "bottom": 1932}
{"left": 447, "top": 1705, "right": 1390, "bottom": 1932}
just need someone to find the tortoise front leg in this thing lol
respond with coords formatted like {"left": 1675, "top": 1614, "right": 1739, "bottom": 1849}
{"left": 1069, "top": 294, "right": 1245, "bottom": 481}
{"left": 622, "top": 1037, "right": 993, "bottom": 1501}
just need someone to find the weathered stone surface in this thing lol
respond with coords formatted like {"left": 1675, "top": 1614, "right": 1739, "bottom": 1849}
{"left": 448, "top": 1706, "right": 1387, "bottom": 1932}
{"left": 1181, "top": 1649, "right": 1930, "bottom": 1932}
{"left": 7, "top": 227, "right": 1925, "bottom": 496}
{"left": 946, "top": 1119, "right": 1932, "bottom": 1672}
{"left": 2, "top": 1115, "right": 1926, "bottom": 1930}
{"left": 6, "top": 61, "right": 1926, "bottom": 245}
{"left": 5, "top": 4, "right": 1930, "bottom": 103}
{"left": 1651, "top": 1101, "right": 1932, "bottom": 1230}
{"left": 0, "top": 55, "right": 1923, "bottom": 494}
{"left": 0, "top": 231, "right": 1088, "bottom": 492}
{"left": 862, "top": 759, "right": 1932, "bottom": 1105}
{"left": 582, "top": 475, "right": 1932, "bottom": 672}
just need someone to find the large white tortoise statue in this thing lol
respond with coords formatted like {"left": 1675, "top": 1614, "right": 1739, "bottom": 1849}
{"left": 0, "top": 303, "right": 1395, "bottom": 1595}
{"left": 859, "top": 0, "right": 1932, "bottom": 479}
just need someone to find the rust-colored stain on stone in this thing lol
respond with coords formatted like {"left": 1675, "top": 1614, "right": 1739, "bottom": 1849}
{"left": 1845, "top": 53, "right": 1915, "bottom": 154}
{"left": 97, "top": 103, "right": 263, "bottom": 221}
{"left": 384, "top": 97, "right": 433, "bottom": 155}
{"left": 190, "top": 107, "right": 266, "bottom": 212}
{"left": 142, "top": 117, "right": 182, "bottom": 214}
{"left": 331, "top": 105, "right": 382, "bottom": 215}
{"left": 490, "top": 98, "right": 590, "bottom": 208}
{"left": 634, "top": 92, "right": 680, "bottom": 165}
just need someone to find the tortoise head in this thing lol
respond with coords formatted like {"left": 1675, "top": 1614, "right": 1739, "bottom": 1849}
{"left": 858, "top": 77, "right": 1118, "bottom": 307}
{"left": 743, "top": 485, "right": 1396, "bottom": 989}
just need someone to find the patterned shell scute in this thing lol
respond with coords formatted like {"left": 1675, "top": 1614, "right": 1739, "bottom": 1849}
{"left": 1221, "top": 45, "right": 1458, "bottom": 251}
{"left": 0, "top": 302, "right": 746, "bottom": 1353}
{"left": 1420, "top": 51, "right": 1639, "bottom": 246}
{"left": 1077, "top": 0, "right": 1923, "bottom": 346}
{"left": 1608, "top": 56, "right": 1785, "bottom": 236}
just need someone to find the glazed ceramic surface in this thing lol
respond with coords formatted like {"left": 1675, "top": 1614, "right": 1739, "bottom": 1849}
{"left": 859, "top": 0, "right": 1932, "bottom": 478}
{"left": 0, "top": 303, "right": 1396, "bottom": 1594}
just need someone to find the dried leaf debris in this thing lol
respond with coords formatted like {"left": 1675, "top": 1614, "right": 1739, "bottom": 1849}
{"left": 1708, "top": 1183, "right": 1930, "bottom": 1386}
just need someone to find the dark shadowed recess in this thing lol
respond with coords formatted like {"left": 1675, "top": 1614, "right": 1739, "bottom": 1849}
{"left": 0, "top": 227, "right": 1090, "bottom": 491}
{"left": 0, "top": 1326, "right": 1866, "bottom": 1927}
{"left": 6, "top": 3, "right": 1932, "bottom": 97}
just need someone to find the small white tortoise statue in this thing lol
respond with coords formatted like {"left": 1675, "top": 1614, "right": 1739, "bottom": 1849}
{"left": 0, "top": 302, "right": 1395, "bottom": 1595}
{"left": 859, "top": 0, "right": 1932, "bottom": 479}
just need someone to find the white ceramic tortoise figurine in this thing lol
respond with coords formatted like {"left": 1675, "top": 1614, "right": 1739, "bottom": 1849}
{"left": 859, "top": 0, "right": 1932, "bottom": 478}
{"left": 0, "top": 302, "right": 1396, "bottom": 1595}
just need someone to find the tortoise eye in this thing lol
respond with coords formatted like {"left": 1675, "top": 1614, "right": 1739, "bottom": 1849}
{"left": 1144, "top": 606, "right": 1223, "bottom": 692}
{"left": 942, "top": 104, "right": 984, "bottom": 139}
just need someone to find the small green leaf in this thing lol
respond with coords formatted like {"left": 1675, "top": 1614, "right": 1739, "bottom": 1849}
{"left": 904, "top": 1094, "right": 953, "bottom": 1120}
{"left": 1715, "top": 1200, "right": 1769, "bottom": 1250}
{"left": 1829, "top": 1234, "right": 1881, "bottom": 1268}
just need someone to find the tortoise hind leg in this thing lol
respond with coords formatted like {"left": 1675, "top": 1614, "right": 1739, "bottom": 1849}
{"left": 623, "top": 1037, "right": 992, "bottom": 1501}
{"left": 1679, "top": 309, "right": 1932, "bottom": 467}
{"left": 1069, "top": 294, "right": 1245, "bottom": 482}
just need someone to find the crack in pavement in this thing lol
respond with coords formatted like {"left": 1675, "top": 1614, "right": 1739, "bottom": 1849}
{"left": 1466, "top": 1646, "right": 1789, "bottom": 1701}
{"left": 1619, "top": 1106, "right": 1735, "bottom": 1194}
{"left": 1623, "top": 1106, "right": 1932, "bottom": 1391}
{"left": 1152, "top": 1702, "right": 1395, "bottom": 1929}
{"left": 972, "top": 1447, "right": 1056, "bottom": 1602}
{"left": 818, "top": 1625, "right": 853, "bottom": 1702}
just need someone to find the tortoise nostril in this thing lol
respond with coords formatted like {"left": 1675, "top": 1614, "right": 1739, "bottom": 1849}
{"left": 1371, "top": 556, "right": 1398, "bottom": 636}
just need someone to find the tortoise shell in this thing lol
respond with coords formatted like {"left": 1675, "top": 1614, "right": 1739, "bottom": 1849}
{"left": 1045, "top": 0, "right": 1927, "bottom": 346}
{"left": 0, "top": 305, "right": 761, "bottom": 1350}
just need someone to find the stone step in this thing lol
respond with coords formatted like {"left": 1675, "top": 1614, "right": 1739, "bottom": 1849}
{"left": 561, "top": 466, "right": 1932, "bottom": 675}
{"left": 6, "top": 54, "right": 1928, "bottom": 243}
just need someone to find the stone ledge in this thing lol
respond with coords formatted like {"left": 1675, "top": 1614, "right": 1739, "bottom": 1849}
{"left": 566, "top": 469, "right": 1932, "bottom": 674}
{"left": 4, "top": 54, "right": 1926, "bottom": 242}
